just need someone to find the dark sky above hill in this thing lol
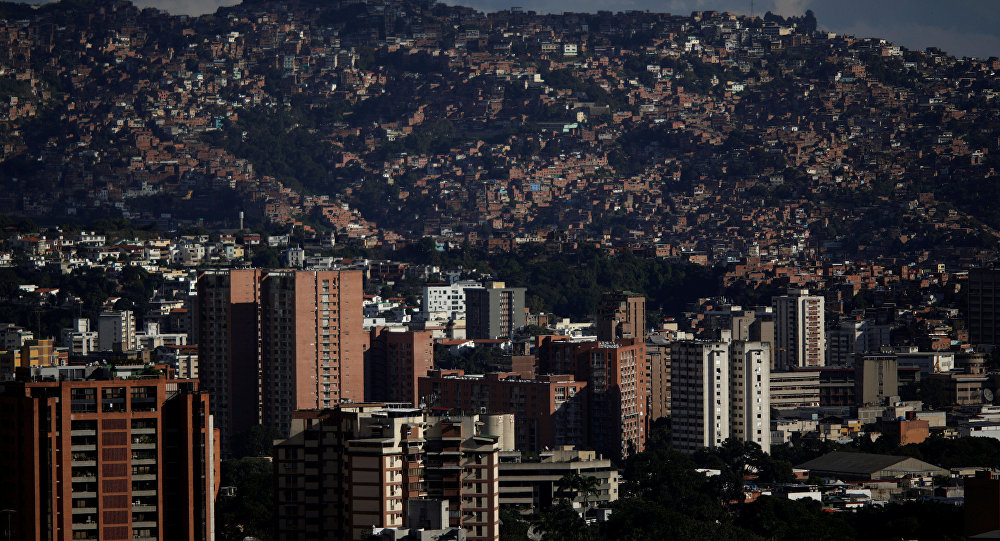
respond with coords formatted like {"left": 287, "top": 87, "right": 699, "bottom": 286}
{"left": 41, "top": 0, "right": 1000, "bottom": 59}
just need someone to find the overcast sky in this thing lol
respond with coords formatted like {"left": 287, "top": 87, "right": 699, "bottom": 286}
{"left": 106, "top": 0, "right": 1000, "bottom": 59}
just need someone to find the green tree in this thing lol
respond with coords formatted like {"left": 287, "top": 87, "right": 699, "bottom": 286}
{"left": 251, "top": 246, "right": 282, "bottom": 268}
{"left": 500, "top": 506, "right": 531, "bottom": 541}
{"left": 736, "top": 496, "right": 854, "bottom": 541}
{"left": 215, "top": 457, "right": 274, "bottom": 541}
{"left": 533, "top": 502, "right": 593, "bottom": 541}
{"left": 230, "top": 424, "right": 283, "bottom": 459}
{"left": 555, "top": 473, "right": 601, "bottom": 508}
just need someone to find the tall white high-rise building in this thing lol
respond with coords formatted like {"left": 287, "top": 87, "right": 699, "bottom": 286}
{"left": 729, "top": 341, "right": 771, "bottom": 452}
{"left": 773, "top": 289, "right": 825, "bottom": 370}
{"left": 671, "top": 340, "right": 730, "bottom": 454}
{"left": 671, "top": 340, "right": 771, "bottom": 454}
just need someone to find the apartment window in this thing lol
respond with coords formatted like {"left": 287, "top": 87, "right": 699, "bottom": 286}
{"left": 72, "top": 419, "right": 97, "bottom": 431}
{"left": 132, "top": 419, "right": 157, "bottom": 430}
{"left": 102, "top": 387, "right": 126, "bottom": 412}
{"left": 131, "top": 386, "right": 158, "bottom": 412}
{"left": 71, "top": 388, "right": 97, "bottom": 413}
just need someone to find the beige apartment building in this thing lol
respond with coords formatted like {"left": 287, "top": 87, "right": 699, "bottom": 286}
{"left": 274, "top": 405, "right": 508, "bottom": 541}
{"left": 595, "top": 292, "right": 646, "bottom": 342}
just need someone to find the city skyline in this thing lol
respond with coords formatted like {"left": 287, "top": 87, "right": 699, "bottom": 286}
{"left": 2, "top": 0, "right": 1000, "bottom": 536}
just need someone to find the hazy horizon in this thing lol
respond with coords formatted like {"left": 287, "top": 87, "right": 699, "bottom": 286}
{"left": 19, "top": 0, "right": 1000, "bottom": 59}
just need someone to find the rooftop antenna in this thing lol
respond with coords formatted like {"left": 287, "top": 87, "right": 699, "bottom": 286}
{"left": 750, "top": 0, "right": 754, "bottom": 19}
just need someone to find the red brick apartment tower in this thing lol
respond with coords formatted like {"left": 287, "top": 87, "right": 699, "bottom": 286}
{"left": 418, "top": 370, "right": 588, "bottom": 452}
{"left": 0, "top": 375, "right": 219, "bottom": 541}
{"left": 259, "top": 270, "right": 364, "bottom": 437}
{"left": 535, "top": 336, "right": 581, "bottom": 375}
{"left": 535, "top": 337, "right": 648, "bottom": 461}
{"left": 199, "top": 269, "right": 364, "bottom": 446}
{"left": 197, "top": 269, "right": 263, "bottom": 452}
{"left": 595, "top": 292, "right": 646, "bottom": 342}
{"left": 365, "top": 327, "right": 434, "bottom": 406}
{"left": 587, "top": 340, "right": 648, "bottom": 461}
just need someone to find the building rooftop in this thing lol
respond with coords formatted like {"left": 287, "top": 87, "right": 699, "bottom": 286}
{"left": 797, "top": 451, "right": 949, "bottom": 479}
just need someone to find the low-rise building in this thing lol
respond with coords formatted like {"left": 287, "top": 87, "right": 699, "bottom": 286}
{"left": 797, "top": 451, "right": 949, "bottom": 481}
{"left": 498, "top": 447, "right": 619, "bottom": 512}
{"left": 770, "top": 371, "right": 820, "bottom": 409}
{"left": 61, "top": 318, "right": 99, "bottom": 356}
